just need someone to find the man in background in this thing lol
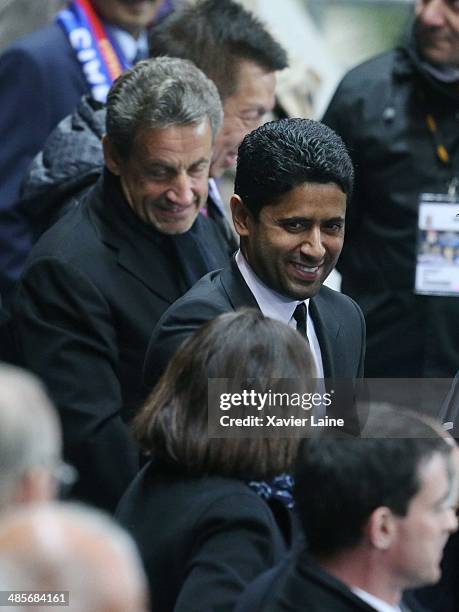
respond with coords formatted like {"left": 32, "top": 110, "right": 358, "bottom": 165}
{"left": 323, "top": 0, "right": 459, "bottom": 378}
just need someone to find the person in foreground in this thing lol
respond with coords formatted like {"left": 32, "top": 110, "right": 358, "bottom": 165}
{"left": 144, "top": 118, "right": 365, "bottom": 389}
{"left": 117, "top": 309, "right": 314, "bottom": 612}
{"left": 235, "top": 405, "right": 459, "bottom": 612}
{"left": 0, "top": 502, "right": 148, "bottom": 612}
{"left": 0, "top": 364, "right": 65, "bottom": 511}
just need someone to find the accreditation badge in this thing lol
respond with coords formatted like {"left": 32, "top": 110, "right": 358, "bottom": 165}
{"left": 415, "top": 193, "right": 459, "bottom": 296}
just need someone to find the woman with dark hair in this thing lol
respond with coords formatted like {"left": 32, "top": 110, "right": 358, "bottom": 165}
{"left": 116, "top": 309, "right": 314, "bottom": 612}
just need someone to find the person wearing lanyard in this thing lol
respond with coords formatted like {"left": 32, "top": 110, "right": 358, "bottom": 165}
{"left": 0, "top": 0, "right": 162, "bottom": 303}
{"left": 322, "top": 0, "right": 459, "bottom": 380}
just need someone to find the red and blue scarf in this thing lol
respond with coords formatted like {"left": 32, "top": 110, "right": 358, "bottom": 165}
{"left": 57, "top": 0, "right": 131, "bottom": 102}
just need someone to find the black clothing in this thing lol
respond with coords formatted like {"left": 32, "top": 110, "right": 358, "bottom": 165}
{"left": 235, "top": 553, "right": 428, "bottom": 612}
{"left": 236, "top": 553, "right": 378, "bottom": 612}
{"left": 18, "top": 96, "right": 237, "bottom": 290}
{"left": 323, "top": 35, "right": 459, "bottom": 377}
{"left": 116, "top": 463, "right": 291, "bottom": 612}
{"left": 11, "top": 171, "right": 232, "bottom": 512}
{"left": 144, "top": 257, "right": 366, "bottom": 390}
{"left": 22, "top": 95, "right": 106, "bottom": 239}
{"left": 0, "top": 23, "right": 89, "bottom": 300}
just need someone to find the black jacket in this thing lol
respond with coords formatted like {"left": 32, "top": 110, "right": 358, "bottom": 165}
{"left": 116, "top": 463, "right": 292, "bottom": 612}
{"left": 0, "top": 23, "right": 89, "bottom": 300}
{"left": 19, "top": 96, "right": 237, "bottom": 279}
{"left": 323, "top": 34, "right": 459, "bottom": 377}
{"left": 21, "top": 95, "right": 106, "bottom": 239}
{"left": 235, "top": 553, "right": 428, "bottom": 612}
{"left": 11, "top": 171, "right": 232, "bottom": 512}
{"left": 144, "top": 257, "right": 366, "bottom": 391}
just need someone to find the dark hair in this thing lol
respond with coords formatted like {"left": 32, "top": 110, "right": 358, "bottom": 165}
{"left": 149, "top": 0, "right": 288, "bottom": 100}
{"left": 134, "top": 310, "right": 314, "bottom": 480}
{"left": 234, "top": 118, "right": 354, "bottom": 219}
{"left": 294, "top": 406, "right": 454, "bottom": 557}
{"left": 106, "top": 57, "right": 222, "bottom": 158}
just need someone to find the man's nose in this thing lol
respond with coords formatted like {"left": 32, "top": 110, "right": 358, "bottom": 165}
{"left": 166, "top": 174, "right": 195, "bottom": 206}
{"left": 419, "top": 0, "right": 447, "bottom": 28}
{"left": 299, "top": 228, "right": 326, "bottom": 261}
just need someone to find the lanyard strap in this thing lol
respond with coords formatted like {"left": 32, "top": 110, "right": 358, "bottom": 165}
{"left": 425, "top": 113, "right": 450, "bottom": 165}
{"left": 57, "top": 0, "right": 130, "bottom": 102}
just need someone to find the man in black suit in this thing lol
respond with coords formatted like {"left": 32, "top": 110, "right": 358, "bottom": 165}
{"left": 11, "top": 57, "right": 231, "bottom": 512}
{"left": 235, "top": 406, "right": 459, "bottom": 612}
{"left": 144, "top": 118, "right": 366, "bottom": 388}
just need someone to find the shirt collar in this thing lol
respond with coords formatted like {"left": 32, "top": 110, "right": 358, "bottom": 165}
{"left": 104, "top": 24, "right": 149, "bottom": 64}
{"left": 207, "top": 179, "right": 226, "bottom": 216}
{"left": 235, "top": 250, "right": 325, "bottom": 379}
{"left": 235, "top": 250, "right": 309, "bottom": 324}
{"left": 352, "top": 587, "right": 402, "bottom": 612}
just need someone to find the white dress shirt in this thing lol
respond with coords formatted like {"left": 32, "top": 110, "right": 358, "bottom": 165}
{"left": 105, "top": 25, "right": 149, "bottom": 65}
{"left": 352, "top": 587, "right": 402, "bottom": 612}
{"left": 207, "top": 178, "right": 226, "bottom": 216}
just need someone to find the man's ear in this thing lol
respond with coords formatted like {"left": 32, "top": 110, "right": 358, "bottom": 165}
{"left": 231, "top": 194, "right": 252, "bottom": 238}
{"left": 102, "top": 135, "right": 122, "bottom": 176}
{"left": 365, "top": 506, "right": 397, "bottom": 551}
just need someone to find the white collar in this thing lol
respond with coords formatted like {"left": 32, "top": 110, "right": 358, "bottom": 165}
{"left": 235, "top": 249, "right": 325, "bottom": 382}
{"left": 235, "top": 250, "right": 309, "bottom": 324}
{"left": 352, "top": 587, "right": 402, "bottom": 612}
{"left": 104, "top": 24, "right": 149, "bottom": 64}
{"left": 207, "top": 179, "right": 226, "bottom": 216}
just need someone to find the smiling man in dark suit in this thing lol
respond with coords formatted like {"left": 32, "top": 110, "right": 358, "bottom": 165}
{"left": 11, "top": 57, "right": 232, "bottom": 513}
{"left": 144, "top": 118, "right": 366, "bottom": 389}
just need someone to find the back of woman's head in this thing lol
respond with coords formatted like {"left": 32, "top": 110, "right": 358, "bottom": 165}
{"left": 134, "top": 309, "right": 313, "bottom": 480}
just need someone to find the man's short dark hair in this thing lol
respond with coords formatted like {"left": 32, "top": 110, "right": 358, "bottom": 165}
{"left": 149, "top": 0, "right": 288, "bottom": 100}
{"left": 234, "top": 118, "right": 354, "bottom": 219}
{"left": 134, "top": 309, "right": 314, "bottom": 480}
{"left": 295, "top": 406, "right": 454, "bottom": 557}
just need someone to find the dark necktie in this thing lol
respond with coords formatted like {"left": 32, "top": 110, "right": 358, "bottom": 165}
{"left": 293, "top": 302, "right": 308, "bottom": 341}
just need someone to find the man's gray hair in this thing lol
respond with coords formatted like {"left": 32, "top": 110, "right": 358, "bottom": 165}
{"left": 0, "top": 365, "right": 61, "bottom": 509}
{"left": 0, "top": 502, "right": 148, "bottom": 612}
{"left": 106, "top": 56, "right": 223, "bottom": 158}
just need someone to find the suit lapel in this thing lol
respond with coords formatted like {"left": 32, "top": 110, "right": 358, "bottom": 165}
{"left": 288, "top": 558, "right": 382, "bottom": 611}
{"left": 220, "top": 257, "right": 260, "bottom": 311}
{"left": 87, "top": 174, "right": 183, "bottom": 305}
{"left": 309, "top": 291, "right": 341, "bottom": 379}
{"left": 219, "top": 258, "right": 346, "bottom": 379}
{"left": 116, "top": 240, "right": 183, "bottom": 304}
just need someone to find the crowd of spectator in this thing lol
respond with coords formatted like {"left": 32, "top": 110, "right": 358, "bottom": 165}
{"left": 1, "top": 1, "right": 459, "bottom": 611}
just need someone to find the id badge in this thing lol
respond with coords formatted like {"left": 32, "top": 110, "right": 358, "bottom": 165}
{"left": 415, "top": 193, "right": 459, "bottom": 296}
